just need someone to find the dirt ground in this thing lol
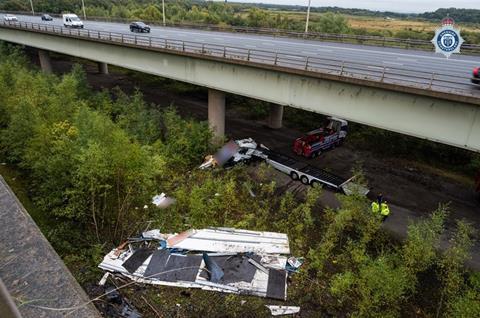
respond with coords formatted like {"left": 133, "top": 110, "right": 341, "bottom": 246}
{"left": 32, "top": 52, "right": 480, "bottom": 267}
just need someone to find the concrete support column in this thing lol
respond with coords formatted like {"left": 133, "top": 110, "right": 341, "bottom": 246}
{"left": 97, "top": 62, "right": 109, "bottom": 75}
{"left": 267, "top": 104, "right": 284, "bottom": 129}
{"left": 208, "top": 89, "right": 226, "bottom": 139}
{"left": 38, "top": 49, "right": 52, "bottom": 74}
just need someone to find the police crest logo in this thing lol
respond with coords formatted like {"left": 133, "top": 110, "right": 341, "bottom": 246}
{"left": 431, "top": 17, "right": 464, "bottom": 58}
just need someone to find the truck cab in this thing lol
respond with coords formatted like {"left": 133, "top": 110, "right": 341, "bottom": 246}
{"left": 293, "top": 117, "right": 348, "bottom": 158}
{"left": 63, "top": 14, "right": 83, "bottom": 28}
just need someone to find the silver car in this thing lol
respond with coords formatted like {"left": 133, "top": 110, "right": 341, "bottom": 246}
{"left": 3, "top": 14, "right": 18, "bottom": 22}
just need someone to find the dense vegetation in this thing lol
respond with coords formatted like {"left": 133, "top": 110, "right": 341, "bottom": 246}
{"left": 2, "top": 1, "right": 480, "bottom": 43}
{"left": 0, "top": 43, "right": 479, "bottom": 316}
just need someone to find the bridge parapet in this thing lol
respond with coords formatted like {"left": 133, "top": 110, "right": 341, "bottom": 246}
{"left": 1, "top": 20, "right": 479, "bottom": 106}
{"left": 0, "top": 176, "right": 101, "bottom": 318}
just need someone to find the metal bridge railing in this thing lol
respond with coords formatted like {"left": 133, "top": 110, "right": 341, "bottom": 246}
{"left": 0, "top": 20, "right": 478, "bottom": 100}
{"left": 3, "top": 10, "right": 480, "bottom": 55}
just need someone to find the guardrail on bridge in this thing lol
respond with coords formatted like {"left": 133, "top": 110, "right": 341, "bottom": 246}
{"left": 0, "top": 20, "right": 479, "bottom": 103}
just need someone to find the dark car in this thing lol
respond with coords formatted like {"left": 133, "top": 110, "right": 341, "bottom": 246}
{"left": 41, "top": 14, "right": 53, "bottom": 21}
{"left": 472, "top": 67, "right": 480, "bottom": 85}
{"left": 130, "top": 22, "right": 150, "bottom": 33}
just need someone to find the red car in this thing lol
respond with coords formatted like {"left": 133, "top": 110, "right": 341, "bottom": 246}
{"left": 472, "top": 67, "right": 480, "bottom": 85}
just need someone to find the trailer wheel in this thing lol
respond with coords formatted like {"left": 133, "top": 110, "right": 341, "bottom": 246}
{"left": 300, "top": 176, "right": 310, "bottom": 185}
{"left": 290, "top": 172, "right": 299, "bottom": 180}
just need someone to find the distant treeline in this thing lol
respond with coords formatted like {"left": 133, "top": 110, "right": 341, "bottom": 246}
{"left": 419, "top": 8, "right": 480, "bottom": 24}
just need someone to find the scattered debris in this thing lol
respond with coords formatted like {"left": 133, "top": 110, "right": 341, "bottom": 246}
{"left": 98, "top": 272, "right": 110, "bottom": 286}
{"left": 152, "top": 193, "right": 175, "bottom": 208}
{"left": 266, "top": 305, "right": 301, "bottom": 316}
{"left": 99, "top": 227, "right": 300, "bottom": 300}
{"left": 286, "top": 257, "right": 304, "bottom": 273}
{"left": 104, "top": 286, "right": 142, "bottom": 318}
{"left": 199, "top": 139, "right": 264, "bottom": 169}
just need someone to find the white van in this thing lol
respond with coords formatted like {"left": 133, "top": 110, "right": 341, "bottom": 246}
{"left": 63, "top": 14, "right": 83, "bottom": 28}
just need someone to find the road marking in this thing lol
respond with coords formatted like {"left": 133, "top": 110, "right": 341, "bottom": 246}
{"left": 383, "top": 61, "right": 404, "bottom": 66}
{"left": 397, "top": 57, "right": 418, "bottom": 62}
{"left": 368, "top": 66, "right": 384, "bottom": 70}
{"left": 245, "top": 45, "right": 257, "bottom": 48}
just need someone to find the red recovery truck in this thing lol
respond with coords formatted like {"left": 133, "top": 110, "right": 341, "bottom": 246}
{"left": 293, "top": 117, "right": 348, "bottom": 158}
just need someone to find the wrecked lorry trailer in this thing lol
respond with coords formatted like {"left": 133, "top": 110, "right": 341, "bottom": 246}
{"left": 200, "top": 138, "right": 369, "bottom": 196}
{"left": 99, "top": 228, "right": 301, "bottom": 301}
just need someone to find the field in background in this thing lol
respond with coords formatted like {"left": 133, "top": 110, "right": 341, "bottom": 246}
{"left": 347, "top": 16, "right": 480, "bottom": 33}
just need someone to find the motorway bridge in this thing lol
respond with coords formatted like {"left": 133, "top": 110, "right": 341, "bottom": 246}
{"left": 0, "top": 13, "right": 479, "bottom": 151}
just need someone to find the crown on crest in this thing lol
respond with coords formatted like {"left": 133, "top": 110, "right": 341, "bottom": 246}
{"left": 441, "top": 16, "right": 455, "bottom": 26}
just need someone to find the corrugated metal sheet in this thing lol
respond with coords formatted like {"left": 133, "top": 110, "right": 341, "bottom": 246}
{"left": 98, "top": 227, "right": 292, "bottom": 300}
{"left": 167, "top": 228, "right": 290, "bottom": 255}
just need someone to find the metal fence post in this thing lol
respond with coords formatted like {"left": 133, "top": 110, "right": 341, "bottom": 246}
{"left": 223, "top": 46, "right": 226, "bottom": 58}
{"left": 202, "top": 43, "right": 205, "bottom": 54}
{"left": 274, "top": 53, "right": 278, "bottom": 65}
{"left": 305, "top": 57, "right": 309, "bottom": 70}
{"left": 247, "top": 50, "right": 251, "bottom": 61}
{"left": 340, "top": 62, "right": 345, "bottom": 75}
{"left": 381, "top": 66, "right": 386, "bottom": 81}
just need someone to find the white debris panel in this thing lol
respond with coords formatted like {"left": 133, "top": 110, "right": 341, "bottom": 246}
{"left": 266, "top": 305, "right": 301, "bottom": 316}
{"left": 98, "top": 227, "right": 294, "bottom": 300}
{"left": 166, "top": 228, "right": 291, "bottom": 255}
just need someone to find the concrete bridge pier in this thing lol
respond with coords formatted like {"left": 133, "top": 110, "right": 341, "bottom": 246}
{"left": 268, "top": 104, "right": 284, "bottom": 129}
{"left": 97, "top": 62, "right": 109, "bottom": 75}
{"left": 38, "top": 49, "right": 52, "bottom": 74}
{"left": 208, "top": 89, "right": 225, "bottom": 140}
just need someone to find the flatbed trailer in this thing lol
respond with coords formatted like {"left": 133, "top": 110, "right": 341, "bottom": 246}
{"left": 200, "top": 138, "right": 368, "bottom": 196}
{"left": 260, "top": 149, "right": 365, "bottom": 194}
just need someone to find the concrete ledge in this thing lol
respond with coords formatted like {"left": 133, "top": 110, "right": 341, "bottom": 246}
{"left": 0, "top": 176, "right": 101, "bottom": 318}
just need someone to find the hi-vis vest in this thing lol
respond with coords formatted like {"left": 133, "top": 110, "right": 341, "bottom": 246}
{"left": 371, "top": 202, "right": 390, "bottom": 216}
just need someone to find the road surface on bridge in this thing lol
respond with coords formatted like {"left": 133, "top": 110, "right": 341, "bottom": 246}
{"left": 4, "top": 13, "right": 480, "bottom": 96}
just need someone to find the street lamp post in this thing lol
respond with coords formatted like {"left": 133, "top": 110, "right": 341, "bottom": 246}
{"left": 305, "top": 0, "right": 311, "bottom": 34}
{"left": 162, "top": 0, "right": 166, "bottom": 26}
{"left": 29, "top": 0, "right": 35, "bottom": 15}
{"left": 81, "top": 0, "right": 86, "bottom": 20}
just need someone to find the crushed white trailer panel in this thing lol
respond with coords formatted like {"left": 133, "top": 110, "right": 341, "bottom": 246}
{"left": 166, "top": 228, "right": 291, "bottom": 255}
{"left": 98, "top": 227, "right": 293, "bottom": 300}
